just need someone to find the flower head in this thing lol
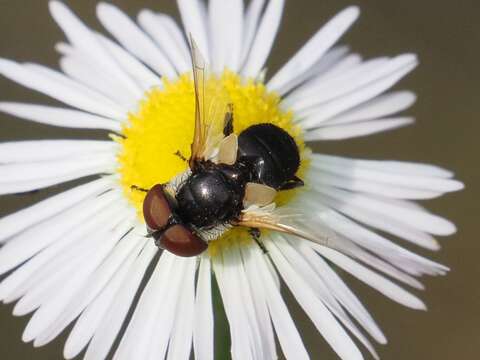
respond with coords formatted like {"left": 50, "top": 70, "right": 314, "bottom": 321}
{"left": 0, "top": 1, "right": 463, "bottom": 359}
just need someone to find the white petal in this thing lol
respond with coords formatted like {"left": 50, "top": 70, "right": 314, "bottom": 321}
{"left": 0, "top": 172, "right": 111, "bottom": 196}
{"left": 0, "top": 59, "right": 126, "bottom": 119}
{"left": 208, "top": 0, "right": 243, "bottom": 72}
{"left": 176, "top": 0, "right": 210, "bottom": 62}
{"left": 224, "top": 0, "right": 243, "bottom": 71}
{"left": 299, "top": 58, "right": 418, "bottom": 128}
{"left": 0, "top": 153, "right": 115, "bottom": 183}
{"left": 137, "top": 10, "right": 190, "bottom": 74}
{"left": 287, "top": 56, "right": 416, "bottom": 113}
{"left": 311, "top": 153, "right": 455, "bottom": 178}
{"left": 0, "top": 177, "right": 111, "bottom": 243}
{"left": 96, "top": 2, "right": 177, "bottom": 79}
{"left": 314, "top": 189, "right": 440, "bottom": 250}
{"left": 157, "top": 14, "right": 191, "bottom": 62}
{"left": 316, "top": 186, "right": 457, "bottom": 236}
{"left": 0, "top": 190, "right": 121, "bottom": 275}
{"left": 351, "top": 210, "right": 440, "bottom": 250}
{"left": 113, "top": 253, "right": 173, "bottom": 359}
{"left": 213, "top": 250, "right": 254, "bottom": 359}
{"left": 278, "top": 46, "right": 351, "bottom": 97}
{"left": 306, "top": 52, "right": 363, "bottom": 87}
{"left": 325, "top": 91, "right": 417, "bottom": 125}
{"left": 208, "top": 0, "right": 228, "bottom": 72}
{"left": 59, "top": 55, "right": 138, "bottom": 109}
{"left": 275, "top": 237, "right": 379, "bottom": 358}
{"left": 193, "top": 257, "right": 214, "bottom": 360}
{"left": 241, "top": 0, "right": 284, "bottom": 78}
{"left": 267, "top": 239, "right": 364, "bottom": 360}
{"left": 34, "top": 234, "right": 144, "bottom": 350}
{"left": 0, "top": 210, "right": 115, "bottom": 304}
{"left": 84, "top": 242, "right": 157, "bottom": 360}
{"left": 96, "top": 34, "right": 162, "bottom": 91}
{"left": 331, "top": 237, "right": 425, "bottom": 289}
{"left": 292, "top": 204, "right": 427, "bottom": 288}
{"left": 49, "top": 1, "right": 143, "bottom": 98}
{"left": 229, "top": 246, "right": 264, "bottom": 359}
{"left": 241, "top": 246, "right": 277, "bottom": 359}
{"left": 267, "top": 6, "right": 360, "bottom": 93}
{"left": 166, "top": 258, "right": 196, "bottom": 360}
{"left": 239, "top": 0, "right": 265, "bottom": 68}
{"left": 265, "top": 253, "right": 280, "bottom": 289}
{"left": 114, "top": 252, "right": 177, "bottom": 360}
{"left": 147, "top": 256, "right": 194, "bottom": 360}
{"left": 249, "top": 245, "right": 309, "bottom": 360}
{"left": 312, "top": 244, "right": 426, "bottom": 310}
{"left": 310, "top": 156, "right": 463, "bottom": 194}
{"left": 284, "top": 57, "right": 385, "bottom": 110}
{"left": 0, "top": 102, "right": 121, "bottom": 131}
{"left": 22, "top": 217, "right": 135, "bottom": 342}
{"left": 305, "top": 117, "right": 414, "bottom": 140}
{"left": 58, "top": 253, "right": 138, "bottom": 352}
{"left": 58, "top": 241, "right": 143, "bottom": 354}
{"left": 307, "top": 170, "right": 445, "bottom": 200}
{"left": 49, "top": 1, "right": 140, "bottom": 96}
{"left": 300, "top": 198, "right": 448, "bottom": 277}
{"left": 12, "top": 205, "right": 129, "bottom": 316}
{"left": 0, "top": 140, "right": 116, "bottom": 164}
{"left": 294, "top": 240, "right": 387, "bottom": 343}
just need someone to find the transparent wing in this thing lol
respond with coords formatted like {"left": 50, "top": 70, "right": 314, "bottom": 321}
{"left": 203, "top": 98, "right": 232, "bottom": 162}
{"left": 189, "top": 35, "right": 232, "bottom": 168}
{"left": 235, "top": 204, "right": 337, "bottom": 249}
{"left": 189, "top": 35, "right": 206, "bottom": 168}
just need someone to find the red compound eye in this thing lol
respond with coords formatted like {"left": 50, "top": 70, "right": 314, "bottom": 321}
{"left": 142, "top": 184, "right": 172, "bottom": 231}
{"left": 156, "top": 224, "right": 208, "bottom": 257}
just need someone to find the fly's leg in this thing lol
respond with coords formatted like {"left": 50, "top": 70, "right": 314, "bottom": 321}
{"left": 223, "top": 103, "right": 234, "bottom": 136}
{"left": 249, "top": 227, "right": 268, "bottom": 254}
{"left": 131, "top": 185, "right": 150, "bottom": 192}
{"left": 279, "top": 176, "right": 304, "bottom": 190}
{"left": 174, "top": 150, "right": 188, "bottom": 162}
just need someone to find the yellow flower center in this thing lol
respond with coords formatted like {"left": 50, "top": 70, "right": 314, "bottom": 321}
{"left": 116, "top": 71, "right": 309, "bottom": 256}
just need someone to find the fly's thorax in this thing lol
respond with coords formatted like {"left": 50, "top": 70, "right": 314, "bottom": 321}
{"left": 215, "top": 162, "right": 252, "bottom": 188}
{"left": 175, "top": 165, "right": 246, "bottom": 228}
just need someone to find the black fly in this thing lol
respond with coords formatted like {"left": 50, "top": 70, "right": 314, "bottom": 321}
{"left": 139, "top": 37, "right": 304, "bottom": 257}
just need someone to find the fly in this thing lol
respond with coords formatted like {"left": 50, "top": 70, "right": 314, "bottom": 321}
{"left": 137, "top": 37, "right": 318, "bottom": 257}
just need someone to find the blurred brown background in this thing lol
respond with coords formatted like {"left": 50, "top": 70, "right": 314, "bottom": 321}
{"left": 0, "top": 0, "right": 478, "bottom": 359}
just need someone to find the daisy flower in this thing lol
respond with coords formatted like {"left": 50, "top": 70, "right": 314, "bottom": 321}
{"left": 0, "top": 1, "right": 463, "bottom": 359}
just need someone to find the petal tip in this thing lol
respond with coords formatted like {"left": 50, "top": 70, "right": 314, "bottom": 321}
{"left": 345, "top": 5, "right": 361, "bottom": 19}
{"left": 21, "top": 326, "right": 35, "bottom": 344}
{"left": 0, "top": 58, "right": 16, "bottom": 70}
{"left": 439, "top": 220, "right": 457, "bottom": 236}
{"left": 451, "top": 180, "right": 465, "bottom": 191}
{"left": 97, "top": 1, "right": 113, "bottom": 12}
{"left": 418, "top": 302, "right": 428, "bottom": 311}
{"left": 430, "top": 240, "right": 442, "bottom": 251}
{"left": 63, "top": 345, "right": 77, "bottom": 360}
{"left": 48, "top": 0, "right": 62, "bottom": 12}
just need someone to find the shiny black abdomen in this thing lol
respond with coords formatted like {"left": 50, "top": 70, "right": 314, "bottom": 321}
{"left": 237, "top": 123, "right": 300, "bottom": 189}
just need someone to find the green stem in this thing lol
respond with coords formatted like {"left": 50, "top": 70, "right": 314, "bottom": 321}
{"left": 212, "top": 275, "right": 231, "bottom": 360}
